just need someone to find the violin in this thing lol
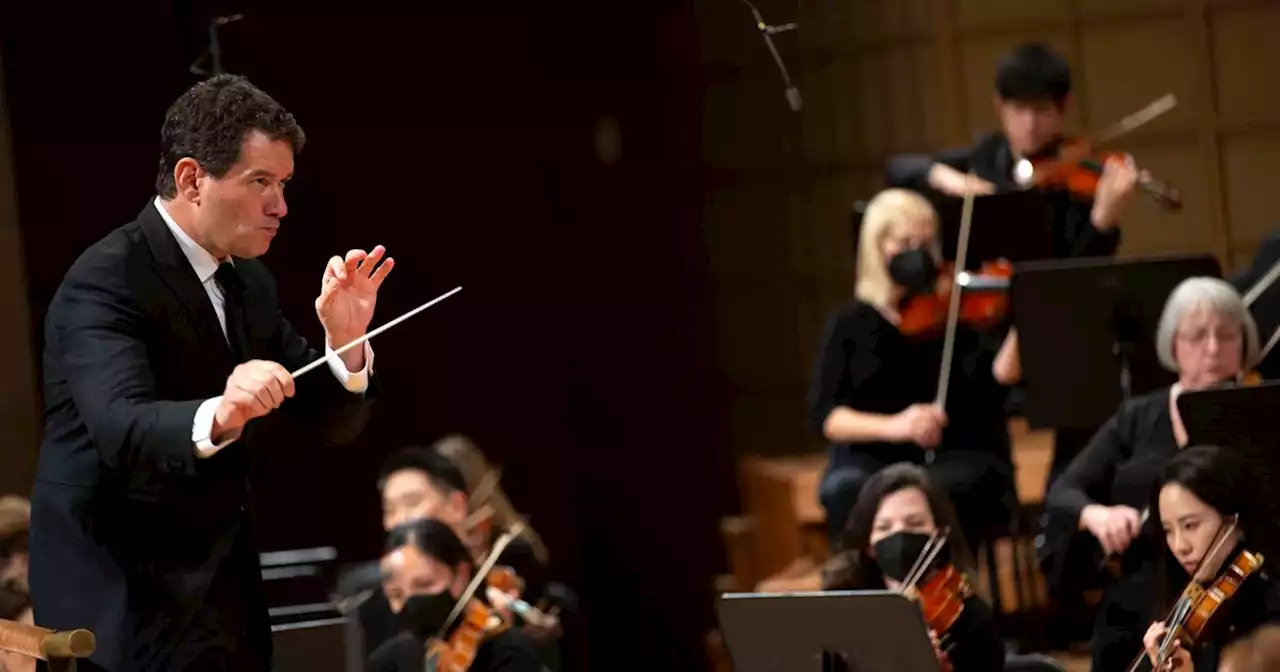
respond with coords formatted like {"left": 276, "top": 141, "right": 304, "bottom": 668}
{"left": 1015, "top": 137, "right": 1182, "bottom": 211}
{"left": 897, "top": 528, "right": 969, "bottom": 672}
{"left": 426, "top": 598, "right": 510, "bottom": 672}
{"left": 1128, "top": 515, "right": 1265, "bottom": 671}
{"left": 1013, "top": 94, "right": 1183, "bottom": 211}
{"left": 426, "top": 525, "right": 529, "bottom": 671}
{"left": 899, "top": 259, "right": 1012, "bottom": 338}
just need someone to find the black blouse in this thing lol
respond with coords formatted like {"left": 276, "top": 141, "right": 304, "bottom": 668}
{"left": 942, "top": 596, "right": 1007, "bottom": 672}
{"left": 1045, "top": 387, "right": 1178, "bottom": 575}
{"left": 806, "top": 300, "right": 1010, "bottom": 469}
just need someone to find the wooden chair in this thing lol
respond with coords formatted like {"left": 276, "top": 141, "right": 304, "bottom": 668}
{"left": 0, "top": 619, "right": 95, "bottom": 672}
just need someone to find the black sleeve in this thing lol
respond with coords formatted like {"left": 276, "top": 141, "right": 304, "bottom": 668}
{"left": 1057, "top": 198, "right": 1121, "bottom": 258}
{"left": 1045, "top": 406, "right": 1130, "bottom": 523}
{"left": 943, "top": 597, "right": 1005, "bottom": 672}
{"left": 1231, "top": 228, "right": 1280, "bottom": 291}
{"left": 885, "top": 146, "right": 973, "bottom": 191}
{"left": 47, "top": 260, "right": 206, "bottom": 477}
{"left": 481, "top": 630, "right": 545, "bottom": 672}
{"left": 366, "top": 632, "right": 420, "bottom": 672}
{"left": 499, "top": 538, "right": 549, "bottom": 605}
{"left": 805, "top": 307, "right": 860, "bottom": 437}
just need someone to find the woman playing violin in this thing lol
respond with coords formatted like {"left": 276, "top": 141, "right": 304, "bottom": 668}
{"left": 1140, "top": 446, "right": 1280, "bottom": 671}
{"left": 809, "top": 188, "right": 1018, "bottom": 550}
{"left": 1042, "top": 277, "right": 1260, "bottom": 671}
{"left": 370, "top": 518, "right": 542, "bottom": 672}
{"left": 822, "top": 463, "right": 1005, "bottom": 672}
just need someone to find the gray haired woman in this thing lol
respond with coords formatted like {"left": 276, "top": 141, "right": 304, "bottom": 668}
{"left": 1043, "top": 276, "right": 1259, "bottom": 672}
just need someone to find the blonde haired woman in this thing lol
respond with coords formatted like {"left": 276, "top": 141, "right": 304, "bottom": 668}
{"left": 808, "top": 188, "right": 1019, "bottom": 551}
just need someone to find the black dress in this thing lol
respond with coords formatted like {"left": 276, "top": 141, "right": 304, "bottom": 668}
{"left": 807, "top": 300, "right": 1014, "bottom": 549}
{"left": 887, "top": 133, "right": 1122, "bottom": 489}
{"left": 367, "top": 629, "right": 544, "bottom": 672}
{"left": 942, "top": 596, "right": 1007, "bottom": 672}
{"left": 1044, "top": 387, "right": 1178, "bottom": 672}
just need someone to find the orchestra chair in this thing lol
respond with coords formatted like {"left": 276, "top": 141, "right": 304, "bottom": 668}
{"left": 0, "top": 618, "right": 95, "bottom": 672}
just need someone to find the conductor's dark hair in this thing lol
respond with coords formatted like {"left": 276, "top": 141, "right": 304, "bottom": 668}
{"left": 156, "top": 74, "right": 306, "bottom": 198}
{"left": 386, "top": 518, "right": 473, "bottom": 571}
{"left": 376, "top": 446, "right": 469, "bottom": 495}
{"left": 1151, "top": 445, "right": 1280, "bottom": 616}
{"left": 994, "top": 43, "right": 1071, "bottom": 106}
{"left": 821, "top": 463, "right": 976, "bottom": 591}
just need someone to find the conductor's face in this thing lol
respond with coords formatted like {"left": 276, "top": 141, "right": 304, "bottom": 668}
{"left": 182, "top": 130, "right": 293, "bottom": 260}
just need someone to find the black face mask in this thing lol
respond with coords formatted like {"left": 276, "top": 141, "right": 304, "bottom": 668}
{"left": 872, "top": 530, "right": 948, "bottom": 582}
{"left": 397, "top": 590, "right": 457, "bottom": 639}
{"left": 887, "top": 248, "right": 939, "bottom": 293}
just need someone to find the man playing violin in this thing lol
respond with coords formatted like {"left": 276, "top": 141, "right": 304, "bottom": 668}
{"left": 370, "top": 518, "right": 542, "bottom": 672}
{"left": 887, "top": 42, "right": 1140, "bottom": 259}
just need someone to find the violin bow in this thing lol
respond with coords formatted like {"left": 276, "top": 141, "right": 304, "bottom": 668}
{"left": 1092, "top": 94, "right": 1178, "bottom": 147}
{"left": 1129, "top": 514, "right": 1241, "bottom": 672}
{"left": 437, "top": 521, "right": 527, "bottom": 639}
{"left": 933, "top": 175, "right": 978, "bottom": 417}
{"left": 900, "top": 528, "right": 951, "bottom": 596}
{"left": 1239, "top": 257, "right": 1280, "bottom": 368}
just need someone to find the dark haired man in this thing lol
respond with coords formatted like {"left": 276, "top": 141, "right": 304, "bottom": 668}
{"left": 369, "top": 519, "right": 542, "bottom": 672}
{"left": 887, "top": 42, "right": 1139, "bottom": 259}
{"left": 378, "top": 446, "right": 471, "bottom": 534}
{"left": 30, "top": 74, "right": 392, "bottom": 672}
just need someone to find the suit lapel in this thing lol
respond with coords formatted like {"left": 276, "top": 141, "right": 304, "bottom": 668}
{"left": 138, "top": 202, "right": 236, "bottom": 373}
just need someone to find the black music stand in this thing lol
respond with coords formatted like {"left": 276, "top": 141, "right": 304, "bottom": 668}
{"left": 935, "top": 191, "right": 1054, "bottom": 268}
{"left": 1179, "top": 381, "right": 1280, "bottom": 508}
{"left": 1010, "top": 253, "right": 1222, "bottom": 430}
{"left": 272, "top": 611, "right": 365, "bottom": 672}
{"left": 717, "top": 591, "right": 939, "bottom": 672}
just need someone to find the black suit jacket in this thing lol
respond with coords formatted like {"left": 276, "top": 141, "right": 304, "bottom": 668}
{"left": 30, "top": 202, "right": 376, "bottom": 671}
{"left": 1231, "top": 228, "right": 1280, "bottom": 379}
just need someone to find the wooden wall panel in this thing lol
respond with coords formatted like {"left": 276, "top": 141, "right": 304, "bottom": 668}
{"left": 1220, "top": 131, "right": 1280, "bottom": 249}
{"left": 1211, "top": 5, "right": 1280, "bottom": 124}
{"left": 956, "top": 0, "right": 1070, "bottom": 28}
{"left": 1078, "top": 0, "right": 1181, "bottom": 16}
{"left": 1114, "top": 141, "right": 1215, "bottom": 256}
{"left": 1076, "top": 17, "right": 1201, "bottom": 135}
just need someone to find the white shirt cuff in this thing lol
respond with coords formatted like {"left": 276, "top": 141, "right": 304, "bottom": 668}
{"left": 194, "top": 396, "right": 241, "bottom": 458}
{"left": 326, "top": 340, "right": 373, "bottom": 393}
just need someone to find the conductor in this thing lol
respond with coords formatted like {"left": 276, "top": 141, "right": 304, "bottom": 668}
{"left": 28, "top": 75, "right": 392, "bottom": 671}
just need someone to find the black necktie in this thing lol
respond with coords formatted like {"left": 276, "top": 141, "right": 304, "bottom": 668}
{"left": 215, "top": 262, "right": 251, "bottom": 364}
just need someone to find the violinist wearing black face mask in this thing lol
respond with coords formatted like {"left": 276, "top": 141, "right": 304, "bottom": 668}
{"left": 808, "top": 189, "right": 1018, "bottom": 552}
{"left": 822, "top": 464, "right": 1006, "bottom": 672}
{"left": 369, "top": 518, "right": 542, "bottom": 672}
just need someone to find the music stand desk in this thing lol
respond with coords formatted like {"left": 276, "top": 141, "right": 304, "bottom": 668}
{"left": 1010, "top": 253, "right": 1221, "bottom": 429}
{"left": 935, "top": 190, "right": 1053, "bottom": 268}
{"left": 717, "top": 590, "right": 939, "bottom": 672}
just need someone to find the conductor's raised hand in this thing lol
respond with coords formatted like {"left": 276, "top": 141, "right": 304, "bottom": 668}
{"left": 315, "top": 245, "right": 395, "bottom": 348}
{"left": 212, "top": 360, "right": 296, "bottom": 437}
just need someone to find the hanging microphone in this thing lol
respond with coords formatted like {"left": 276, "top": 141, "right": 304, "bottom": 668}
{"left": 741, "top": 0, "right": 802, "bottom": 112}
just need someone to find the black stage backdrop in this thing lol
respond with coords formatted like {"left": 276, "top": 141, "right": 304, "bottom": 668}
{"left": 2, "top": 2, "right": 737, "bottom": 670}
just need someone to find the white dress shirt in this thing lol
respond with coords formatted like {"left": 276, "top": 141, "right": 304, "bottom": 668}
{"left": 154, "top": 197, "right": 373, "bottom": 458}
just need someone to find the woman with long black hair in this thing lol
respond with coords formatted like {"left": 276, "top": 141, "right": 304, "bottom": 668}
{"left": 1140, "top": 445, "right": 1280, "bottom": 670}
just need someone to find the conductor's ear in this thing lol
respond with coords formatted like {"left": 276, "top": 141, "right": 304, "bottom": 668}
{"left": 174, "top": 158, "right": 205, "bottom": 204}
